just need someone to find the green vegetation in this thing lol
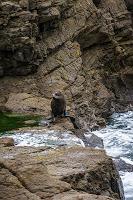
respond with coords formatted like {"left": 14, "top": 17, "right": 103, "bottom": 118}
{"left": 0, "top": 112, "right": 41, "bottom": 135}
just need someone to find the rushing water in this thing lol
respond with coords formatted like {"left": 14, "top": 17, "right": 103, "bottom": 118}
{"left": 6, "top": 129, "right": 85, "bottom": 148}
{"left": 1, "top": 111, "right": 133, "bottom": 199}
{"left": 92, "top": 111, "right": 133, "bottom": 200}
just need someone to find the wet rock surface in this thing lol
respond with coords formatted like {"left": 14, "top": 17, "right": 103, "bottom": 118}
{"left": 73, "top": 129, "right": 104, "bottom": 148}
{"left": 115, "top": 158, "right": 133, "bottom": 172}
{"left": 0, "top": 146, "right": 123, "bottom": 200}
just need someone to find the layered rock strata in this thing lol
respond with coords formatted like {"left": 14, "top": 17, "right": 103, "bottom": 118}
{"left": 0, "top": 1, "right": 130, "bottom": 199}
{"left": 0, "top": 0, "right": 133, "bottom": 127}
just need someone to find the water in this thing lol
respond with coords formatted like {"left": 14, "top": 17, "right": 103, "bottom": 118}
{"left": 92, "top": 111, "right": 133, "bottom": 200}
{"left": 5, "top": 129, "right": 85, "bottom": 148}
{"left": 1, "top": 111, "right": 133, "bottom": 199}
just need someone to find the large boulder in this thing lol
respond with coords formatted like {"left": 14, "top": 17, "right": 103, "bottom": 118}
{"left": 0, "top": 146, "right": 124, "bottom": 200}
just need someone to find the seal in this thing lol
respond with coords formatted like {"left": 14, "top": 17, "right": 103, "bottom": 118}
{"left": 51, "top": 91, "right": 66, "bottom": 118}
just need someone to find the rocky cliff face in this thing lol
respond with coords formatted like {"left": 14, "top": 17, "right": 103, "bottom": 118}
{"left": 0, "top": 0, "right": 133, "bottom": 127}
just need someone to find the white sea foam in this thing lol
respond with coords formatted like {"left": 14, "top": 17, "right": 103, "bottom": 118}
{"left": 120, "top": 172, "right": 133, "bottom": 200}
{"left": 121, "top": 157, "right": 133, "bottom": 165}
{"left": 92, "top": 111, "right": 133, "bottom": 159}
{"left": 92, "top": 111, "right": 133, "bottom": 200}
{"left": 6, "top": 130, "right": 85, "bottom": 148}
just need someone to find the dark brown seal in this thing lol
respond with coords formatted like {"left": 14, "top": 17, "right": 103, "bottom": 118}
{"left": 51, "top": 91, "right": 66, "bottom": 118}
